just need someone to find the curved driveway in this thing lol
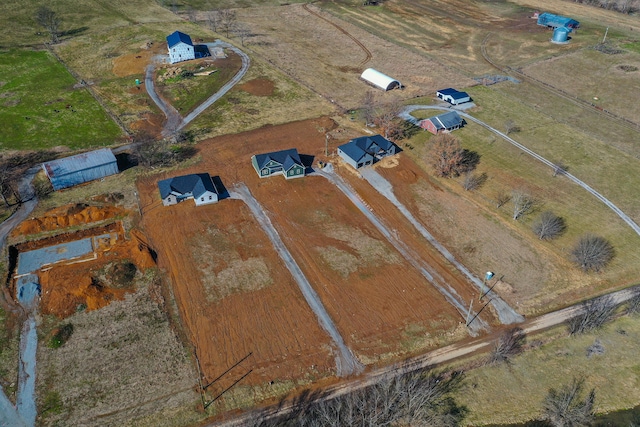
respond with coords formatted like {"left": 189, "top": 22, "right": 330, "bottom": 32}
{"left": 145, "top": 41, "right": 250, "bottom": 137}
{"left": 400, "top": 105, "right": 640, "bottom": 237}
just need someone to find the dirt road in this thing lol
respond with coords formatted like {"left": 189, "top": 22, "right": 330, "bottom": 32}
{"left": 229, "top": 183, "right": 363, "bottom": 377}
{"left": 212, "top": 284, "right": 640, "bottom": 426}
{"left": 315, "top": 165, "right": 489, "bottom": 334}
{"left": 359, "top": 167, "right": 524, "bottom": 325}
{"left": 399, "top": 105, "right": 640, "bottom": 237}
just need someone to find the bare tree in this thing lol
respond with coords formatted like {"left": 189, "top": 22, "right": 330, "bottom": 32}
{"left": 504, "top": 119, "right": 520, "bottom": 135}
{"left": 372, "top": 100, "right": 403, "bottom": 139}
{"left": 219, "top": 9, "right": 237, "bottom": 38}
{"left": 235, "top": 24, "right": 251, "bottom": 46}
{"left": 511, "top": 190, "right": 535, "bottom": 220}
{"left": 186, "top": 6, "right": 198, "bottom": 22}
{"left": 571, "top": 234, "right": 615, "bottom": 272}
{"left": 532, "top": 211, "right": 566, "bottom": 240}
{"left": 626, "top": 287, "right": 640, "bottom": 315}
{"left": 568, "top": 294, "right": 617, "bottom": 335}
{"left": 429, "top": 133, "right": 465, "bottom": 178}
{"left": 486, "top": 327, "right": 525, "bottom": 365}
{"left": 206, "top": 10, "right": 220, "bottom": 32}
{"left": 35, "top": 7, "right": 61, "bottom": 44}
{"left": 553, "top": 161, "right": 568, "bottom": 177}
{"left": 361, "top": 90, "right": 376, "bottom": 125}
{"left": 461, "top": 171, "right": 487, "bottom": 191}
{"left": 494, "top": 189, "right": 511, "bottom": 208}
{"left": 542, "top": 377, "right": 595, "bottom": 427}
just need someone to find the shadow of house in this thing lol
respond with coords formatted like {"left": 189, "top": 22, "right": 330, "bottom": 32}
{"left": 158, "top": 173, "right": 218, "bottom": 206}
{"left": 337, "top": 134, "right": 397, "bottom": 169}
{"left": 211, "top": 175, "right": 229, "bottom": 200}
{"left": 251, "top": 148, "right": 306, "bottom": 179}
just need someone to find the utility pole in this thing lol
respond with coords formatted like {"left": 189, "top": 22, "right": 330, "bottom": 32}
{"left": 602, "top": 27, "right": 609, "bottom": 44}
{"left": 465, "top": 299, "right": 474, "bottom": 326}
{"left": 325, "top": 133, "right": 329, "bottom": 156}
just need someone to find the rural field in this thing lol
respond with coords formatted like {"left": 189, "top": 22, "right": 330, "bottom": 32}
{"left": 1, "top": 0, "right": 640, "bottom": 425}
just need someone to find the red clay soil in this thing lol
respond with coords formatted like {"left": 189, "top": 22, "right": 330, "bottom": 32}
{"left": 136, "top": 117, "right": 488, "bottom": 391}
{"left": 235, "top": 78, "right": 276, "bottom": 97}
{"left": 10, "top": 203, "right": 124, "bottom": 238}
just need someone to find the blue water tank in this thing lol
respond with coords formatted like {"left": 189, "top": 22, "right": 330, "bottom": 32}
{"left": 552, "top": 27, "right": 569, "bottom": 43}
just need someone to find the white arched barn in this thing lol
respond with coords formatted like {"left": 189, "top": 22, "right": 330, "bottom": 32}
{"left": 360, "top": 68, "right": 402, "bottom": 91}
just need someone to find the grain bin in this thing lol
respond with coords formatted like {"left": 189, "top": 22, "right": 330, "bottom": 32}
{"left": 552, "top": 27, "right": 570, "bottom": 44}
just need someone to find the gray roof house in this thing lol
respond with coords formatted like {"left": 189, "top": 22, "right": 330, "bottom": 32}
{"left": 42, "top": 148, "right": 119, "bottom": 191}
{"left": 337, "top": 135, "right": 396, "bottom": 169}
{"left": 420, "top": 111, "right": 465, "bottom": 135}
{"left": 251, "top": 148, "right": 305, "bottom": 179}
{"left": 158, "top": 173, "right": 218, "bottom": 206}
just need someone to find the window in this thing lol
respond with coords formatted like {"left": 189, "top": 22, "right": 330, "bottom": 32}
{"left": 201, "top": 197, "right": 204, "bottom": 201}
{"left": 209, "top": 196, "right": 212, "bottom": 200}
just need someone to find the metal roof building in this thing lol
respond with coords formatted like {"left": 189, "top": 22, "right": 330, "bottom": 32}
{"left": 436, "top": 88, "right": 471, "bottom": 105}
{"left": 251, "top": 148, "right": 305, "bottom": 179}
{"left": 537, "top": 13, "right": 580, "bottom": 31}
{"left": 158, "top": 173, "right": 218, "bottom": 206}
{"left": 420, "top": 111, "right": 465, "bottom": 135}
{"left": 42, "top": 148, "right": 119, "bottom": 191}
{"left": 337, "top": 135, "right": 397, "bottom": 169}
{"left": 360, "top": 68, "right": 402, "bottom": 91}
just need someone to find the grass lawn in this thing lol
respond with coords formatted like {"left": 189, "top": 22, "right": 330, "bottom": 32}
{"left": 0, "top": 49, "right": 122, "bottom": 150}
{"left": 458, "top": 313, "right": 640, "bottom": 425}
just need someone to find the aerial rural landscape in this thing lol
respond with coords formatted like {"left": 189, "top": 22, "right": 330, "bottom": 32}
{"left": 1, "top": 0, "right": 640, "bottom": 425}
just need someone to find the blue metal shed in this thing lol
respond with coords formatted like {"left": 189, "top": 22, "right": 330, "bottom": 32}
{"left": 42, "top": 148, "right": 119, "bottom": 190}
{"left": 537, "top": 13, "right": 580, "bottom": 31}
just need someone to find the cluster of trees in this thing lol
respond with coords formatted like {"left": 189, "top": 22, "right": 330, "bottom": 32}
{"left": 247, "top": 369, "right": 467, "bottom": 426}
{"left": 572, "top": 0, "right": 640, "bottom": 14}
{"left": 130, "top": 130, "right": 197, "bottom": 168}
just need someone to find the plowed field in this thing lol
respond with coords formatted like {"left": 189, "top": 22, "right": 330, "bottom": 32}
{"left": 137, "top": 117, "right": 490, "bottom": 402}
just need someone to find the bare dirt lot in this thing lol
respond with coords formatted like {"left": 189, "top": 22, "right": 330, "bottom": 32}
{"left": 136, "top": 117, "right": 486, "bottom": 412}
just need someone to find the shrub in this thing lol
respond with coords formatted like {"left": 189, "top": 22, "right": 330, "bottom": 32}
{"left": 49, "top": 323, "right": 73, "bottom": 348}
{"left": 571, "top": 234, "right": 614, "bottom": 272}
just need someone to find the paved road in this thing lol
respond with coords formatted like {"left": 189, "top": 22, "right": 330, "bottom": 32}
{"left": 400, "top": 105, "right": 640, "bottom": 237}
{"left": 359, "top": 167, "right": 524, "bottom": 325}
{"left": 145, "top": 41, "right": 250, "bottom": 137}
{"left": 212, "top": 284, "right": 640, "bottom": 427}
{"left": 314, "top": 165, "right": 489, "bottom": 334}
{"left": 229, "top": 183, "right": 363, "bottom": 377}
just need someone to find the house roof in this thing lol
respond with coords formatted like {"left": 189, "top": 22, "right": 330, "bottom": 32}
{"left": 43, "top": 148, "right": 117, "bottom": 178}
{"left": 436, "top": 88, "right": 470, "bottom": 100}
{"left": 426, "top": 111, "right": 463, "bottom": 130}
{"left": 167, "top": 31, "right": 193, "bottom": 48}
{"left": 253, "top": 148, "right": 303, "bottom": 171}
{"left": 158, "top": 173, "right": 217, "bottom": 199}
{"left": 338, "top": 135, "right": 394, "bottom": 162}
{"left": 360, "top": 68, "right": 401, "bottom": 91}
{"left": 537, "top": 13, "right": 579, "bottom": 29}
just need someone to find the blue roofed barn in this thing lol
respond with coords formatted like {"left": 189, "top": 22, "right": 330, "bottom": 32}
{"left": 251, "top": 148, "right": 305, "bottom": 179}
{"left": 42, "top": 148, "right": 119, "bottom": 191}
{"left": 536, "top": 13, "right": 580, "bottom": 31}
{"left": 158, "top": 173, "right": 218, "bottom": 206}
{"left": 436, "top": 88, "right": 471, "bottom": 105}
{"left": 167, "top": 31, "right": 195, "bottom": 64}
{"left": 337, "top": 134, "right": 397, "bottom": 169}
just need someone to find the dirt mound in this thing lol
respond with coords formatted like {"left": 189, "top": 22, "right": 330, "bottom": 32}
{"left": 112, "top": 49, "right": 156, "bottom": 77}
{"left": 11, "top": 203, "right": 124, "bottom": 237}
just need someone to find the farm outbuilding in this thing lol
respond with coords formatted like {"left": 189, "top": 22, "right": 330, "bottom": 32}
{"left": 251, "top": 148, "right": 305, "bottom": 179}
{"left": 360, "top": 68, "right": 402, "bottom": 91}
{"left": 337, "top": 134, "right": 397, "bottom": 169}
{"left": 42, "top": 148, "right": 119, "bottom": 191}
{"left": 167, "top": 31, "right": 195, "bottom": 64}
{"left": 536, "top": 13, "right": 579, "bottom": 31}
{"left": 420, "top": 111, "right": 465, "bottom": 135}
{"left": 158, "top": 173, "right": 218, "bottom": 206}
{"left": 436, "top": 88, "right": 471, "bottom": 105}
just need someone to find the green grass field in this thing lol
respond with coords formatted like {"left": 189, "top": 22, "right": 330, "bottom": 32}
{"left": 0, "top": 49, "right": 122, "bottom": 150}
{"left": 458, "top": 313, "right": 640, "bottom": 425}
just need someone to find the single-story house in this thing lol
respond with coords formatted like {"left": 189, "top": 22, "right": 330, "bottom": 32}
{"left": 42, "top": 148, "right": 119, "bottom": 191}
{"left": 167, "top": 31, "right": 195, "bottom": 64}
{"left": 251, "top": 148, "right": 305, "bottom": 179}
{"left": 536, "top": 12, "right": 579, "bottom": 31}
{"left": 337, "top": 134, "right": 396, "bottom": 169}
{"left": 158, "top": 173, "right": 218, "bottom": 206}
{"left": 436, "top": 88, "right": 471, "bottom": 105}
{"left": 360, "top": 68, "right": 402, "bottom": 91}
{"left": 420, "top": 111, "right": 465, "bottom": 135}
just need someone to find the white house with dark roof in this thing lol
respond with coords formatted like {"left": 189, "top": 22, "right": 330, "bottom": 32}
{"left": 436, "top": 88, "right": 471, "bottom": 105}
{"left": 251, "top": 148, "right": 305, "bottom": 179}
{"left": 158, "top": 173, "right": 218, "bottom": 206}
{"left": 167, "top": 31, "right": 195, "bottom": 64}
{"left": 420, "top": 111, "right": 465, "bottom": 135}
{"left": 337, "top": 135, "right": 396, "bottom": 169}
